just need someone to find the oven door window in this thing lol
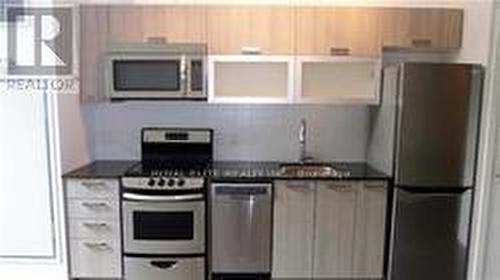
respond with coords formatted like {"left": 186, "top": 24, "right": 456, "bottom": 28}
{"left": 113, "top": 60, "right": 180, "bottom": 91}
{"left": 133, "top": 211, "right": 194, "bottom": 240}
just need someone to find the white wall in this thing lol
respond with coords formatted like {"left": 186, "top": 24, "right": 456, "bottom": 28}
{"left": 57, "top": 94, "right": 92, "bottom": 172}
{"left": 481, "top": 5, "right": 500, "bottom": 280}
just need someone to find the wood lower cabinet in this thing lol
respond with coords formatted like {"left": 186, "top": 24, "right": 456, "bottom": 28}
{"left": 272, "top": 181, "right": 316, "bottom": 278}
{"left": 353, "top": 181, "right": 388, "bottom": 278}
{"left": 272, "top": 180, "right": 388, "bottom": 278}
{"left": 206, "top": 5, "right": 294, "bottom": 54}
{"left": 65, "top": 178, "right": 122, "bottom": 279}
{"left": 313, "top": 181, "right": 358, "bottom": 278}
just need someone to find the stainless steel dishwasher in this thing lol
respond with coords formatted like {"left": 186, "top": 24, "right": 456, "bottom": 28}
{"left": 210, "top": 182, "right": 272, "bottom": 280}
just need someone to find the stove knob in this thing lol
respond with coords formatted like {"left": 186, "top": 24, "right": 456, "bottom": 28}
{"left": 167, "top": 179, "right": 175, "bottom": 187}
{"left": 157, "top": 178, "right": 165, "bottom": 187}
{"left": 177, "top": 178, "right": 185, "bottom": 187}
{"left": 147, "top": 178, "right": 155, "bottom": 187}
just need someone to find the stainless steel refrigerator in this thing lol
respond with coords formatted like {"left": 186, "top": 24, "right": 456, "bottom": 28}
{"left": 378, "top": 63, "right": 483, "bottom": 280}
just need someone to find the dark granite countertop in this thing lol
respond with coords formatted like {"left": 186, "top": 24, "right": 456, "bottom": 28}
{"left": 63, "top": 160, "right": 390, "bottom": 181}
{"left": 210, "top": 161, "right": 390, "bottom": 180}
{"left": 62, "top": 160, "right": 137, "bottom": 179}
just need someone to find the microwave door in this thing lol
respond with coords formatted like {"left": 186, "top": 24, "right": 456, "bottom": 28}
{"left": 110, "top": 58, "right": 185, "bottom": 99}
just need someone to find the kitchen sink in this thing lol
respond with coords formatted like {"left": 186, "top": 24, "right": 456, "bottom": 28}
{"left": 279, "top": 163, "right": 342, "bottom": 178}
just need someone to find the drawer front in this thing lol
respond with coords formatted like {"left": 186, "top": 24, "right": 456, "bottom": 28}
{"left": 69, "top": 219, "right": 120, "bottom": 240}
{"left": 69, "top": 238, "right": 122, "bottom": 278}
{"left": 66, "top": 179, "right": 119, "bottom": 200}
{"left": 125, "top": 256, "right": 205, "bottom": 280}
{"left": 67, "top": 199, "right": 119, "bottom": 219}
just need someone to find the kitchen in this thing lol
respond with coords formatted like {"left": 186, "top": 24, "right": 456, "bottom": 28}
{"left": 2, "top": 1, "right": 500, "bottom": 280}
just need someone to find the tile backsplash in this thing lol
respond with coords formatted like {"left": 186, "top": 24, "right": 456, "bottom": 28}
{"left": 83, "top": 102, "right": 370, "bottom": 162}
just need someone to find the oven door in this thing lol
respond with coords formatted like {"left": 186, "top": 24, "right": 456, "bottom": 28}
{"left": 122, "top": 193, "right": 205, "bottom": 255}
{"left": 107, "top": 54, "right": 187, "bottom": 100}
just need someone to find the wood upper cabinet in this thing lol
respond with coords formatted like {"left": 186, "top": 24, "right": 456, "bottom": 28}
{"left": 108, "top": 5, "right": 206, "bottom": 44}
{"left": 144, "top": 5, "right": 206, "bottom": 43}
{"left": 296, "top": 7, "right": 382, "bottom": 56}
{"left": 108, "top": 5, "right": 143, "bottom": 42}
{"left": 295, "top": 7, "right": 462, "bottom": 55}
{"left": 272, "top": 181, "right": 315, "bottom": 278}
{"left": 206, "top": 5, "right": 294, "bottom": 54}
{"left": 381, "top": 8, "right": 463, "bottom": 50}
{"left": 106, "top": 5, "right": 463, "bottom": 54}
{"left": 79, "top": 5, "right": 109, "bottom": 102}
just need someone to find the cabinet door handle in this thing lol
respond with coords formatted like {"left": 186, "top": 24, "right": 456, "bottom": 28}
{"left": 146, "top": 36, "right": 167, "bottom": 44}
{"left": 286, "top": 183, "right": 313, "bottom": 192}
{"left": 180, "top": 55, "right": 188, "bottom": 96}
{"left": 83, "top": 242, "right": 110, "bottom": 250}
{"left": 241, "top": 46, "right": 262, "bottom": 55}
{"left": 83, "top": 222, "right": 108, "bottom": 229}
{"left": 411, "top": 38, "right": 432, "bottom": 48}
{"left": 330, "top": 47, "right": 351, "bottom": 56}
{"left": 81, "top": 202, "right": 109, "bottom": 208}
{"left": 327, "top": 184, "right": 354, "bottom": 192}
{"left": 364, "top": 183, "right": 385, "bottom": 189}
{"left": 81, "top": 181, "right": 107, "bottom": 188}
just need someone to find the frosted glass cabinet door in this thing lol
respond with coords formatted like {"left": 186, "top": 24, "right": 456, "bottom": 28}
{"left": 0, "top": 94, "right": 55, "bottom": 258}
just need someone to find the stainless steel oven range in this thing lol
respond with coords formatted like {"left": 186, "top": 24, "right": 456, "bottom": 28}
{"left": 121, "top": 128, "right": 213, "bottom": 280}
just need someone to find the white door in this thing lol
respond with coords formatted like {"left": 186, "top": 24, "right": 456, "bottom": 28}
{"left": 0, "top": 94, "right": 55, "bottom": 258}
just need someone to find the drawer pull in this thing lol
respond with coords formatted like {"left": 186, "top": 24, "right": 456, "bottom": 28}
{"left": 83, "top": 242, "right": 110, "bottom": 250}
{"left": 241, "top": 46, "right": 262, "bottom": 55}
{"left": 327, "top": 184, "right": 354, "bottom": 192}
{"left": 150, "top": 261, "right": 178, "bottom": 270}
{"left": 365, "top": 183, "right": 385, "bottom": 189}
{"left": 330, "top": 47, "right": 351, "bottom": 56}
{"left": 81, "top": 181, "right": 107, "bottom": 188}
{"left": 411, "top": 38, "right": 432, "bottom": 48}
{"left": 146, "top": 36, "right": 167, "bottom": 44}
{"left": 83, "top": 222, "right": 108, "bottom": 229}
{"left": 286, "top": 183, "right": 313, "bottom": 192}
{"left": 81, "top": 202, "right": 109, "bottom": 208}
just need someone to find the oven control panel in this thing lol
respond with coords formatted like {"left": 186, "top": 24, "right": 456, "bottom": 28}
{"left": 122, "top": 177, "right": 205, "bottom": 191}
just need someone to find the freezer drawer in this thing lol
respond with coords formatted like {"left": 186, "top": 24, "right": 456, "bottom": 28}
{"left": 211, "top": 183, "right": 272, "bottom": 273}
{"left": 389, "top": 187, "right": 472, "bottom": 280}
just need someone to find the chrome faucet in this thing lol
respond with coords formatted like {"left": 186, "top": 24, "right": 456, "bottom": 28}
{"left": 299, "top": 119, "right": 308, "bottom": 163}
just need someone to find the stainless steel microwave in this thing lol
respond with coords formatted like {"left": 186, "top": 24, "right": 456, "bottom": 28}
{"left": 106, "top": 43, "right": 207, "bottom": 100}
